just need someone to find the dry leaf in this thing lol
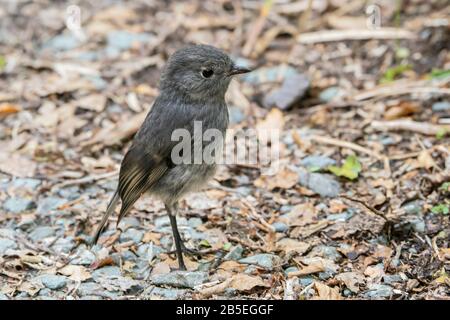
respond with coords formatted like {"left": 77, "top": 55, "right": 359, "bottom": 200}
{"left": 59, "top": 265, "right": 91, "bottom": 282}
{"left": 254, "top": 167, "right": 298, "bottom": 190}
{"left": 384, "top": 101, "right": 420, "bottom": 120}
{"left": 229, "top": 274, "right": 269, "bottom": 292}
{"left": 0, "top": 103, "right": 21, "bottom": 117}
{"left": 313, "top": 282, "right": 342, "bottom": 300}
{"left": 336, "top": 272, "right": 365, "bottom": 293}
{"left": 276, "top": 238, "right": 310, "bottom": 255}
{"left": 417, "top": 150, "right": 435, "bottom": 169}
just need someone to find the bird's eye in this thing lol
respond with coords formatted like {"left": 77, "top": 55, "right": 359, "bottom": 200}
{"left": 201, "top": 69, "right": 214, "bottom": 78}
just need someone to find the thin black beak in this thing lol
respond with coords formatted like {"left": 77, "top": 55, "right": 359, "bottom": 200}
{"left": 227, "top": 65, "right": 252, "bottom": 76}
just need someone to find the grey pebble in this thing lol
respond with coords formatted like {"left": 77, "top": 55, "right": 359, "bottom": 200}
{"left": 300, "top": 155, "right": 336, "bottom": 170}
{"left": 38, "top": 274, "right": 67, "bottom": 290}
{"left": 271, "top": 222, "right": 288, "bottom": 233}
{"left": 92, "top": 266, "right": 121, "bottom": 280}
{"left": 224, "top": 244, "right": 244, "bottom": 261}
{"left": 119, "top": 228, "right": 143, "bottom": 244}
{"left": 297, "top": 168, "right": 341, "bottom": 198}
{"left": 37, "top": 196, "right": 66, "bottom": 215}
{"left": 319, "top": 86, "right": 342, "bottom": 103}
{"left": 71, "top": 248, "right": 96, "bottom": 265}
{"left": 151, "top": 271, "right": 208, "bottom": 289}
{"left": 432, "top": 101, "right": 450, "bottom": 112}
{"left": 146, "top": 287, "right": 188, "bottom": 300}
{"left": 29, "top": 226, "right": 55, "bottom": 242}
{"left": 0, "top": 238, "right": 17, "bottom": 255}
{"left": 3, "top": 197, "right": 36, "bottom": 213}
{"left": 364, "top": 284, "right": 393, "bottom": 299}
{"left": 239, "top": 254, "right": 281, "bottom": 270}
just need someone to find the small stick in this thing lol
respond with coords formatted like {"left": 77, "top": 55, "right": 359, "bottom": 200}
{"left": 51, "top": 171, "right": 118, "bottom": 191}
{"left": 340, "top": 194, "right": 388, "bottom": 221}
{"left": 309, "top": 135, "right": 383, "bottom": 160}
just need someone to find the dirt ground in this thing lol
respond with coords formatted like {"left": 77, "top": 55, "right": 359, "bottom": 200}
{"left": 0, "top": 0, "right": 449, "bottom": 300}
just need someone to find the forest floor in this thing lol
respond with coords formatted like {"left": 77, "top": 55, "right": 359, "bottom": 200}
{"left": 0, "top": 0, "right": 449, "bottom": 300}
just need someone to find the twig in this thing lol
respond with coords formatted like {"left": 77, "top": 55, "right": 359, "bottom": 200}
{"left": 340, "top": 194, "right": 388, "bottom": 221}
{"left": 297, "top": 28, "right": 415, "bottom": 44}
{"left": 51, "top": 171, "right": 118, "bottom": 191}
{"left": 242, "top": 0, "right": 274, "bottom": 57}
{"left": 354, "top": 86, "right": 450, "bottom": 101}
{"left": 371, "top": 120, "right": 450, "bottom": 136}
{"left": 309, "top": 135, "right": 383, "bottom": 160}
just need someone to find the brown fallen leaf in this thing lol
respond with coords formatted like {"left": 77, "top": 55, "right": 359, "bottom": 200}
{"left": 384, "top": 101, "right": 420, "bottom": 120}
{"left": 276, "top": 238, "right": 310, "bottom": 255}
{"left": 90, "top": 256, "right": 115, "bottom": 270}
{"left": 313, "top": 282, "right": 342, "bottom": 300}
{"left": 0, "top": 103, "right": 21, "bottom": 117}
{"left": 254, "top": 167, "right": 298, "bottom": 190}
{"left": 59, "top": 265, "right": 91, "bottom": 282}
{"left": 417, "top": 149, "right": 436, "bottom": 169}
{"left": 335, "top": 272, "right": 366, "bottom": 293}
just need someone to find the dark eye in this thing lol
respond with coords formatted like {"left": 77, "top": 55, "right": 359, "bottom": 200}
{"left": 201, "top": 69, "right": 214, "bottom": 78}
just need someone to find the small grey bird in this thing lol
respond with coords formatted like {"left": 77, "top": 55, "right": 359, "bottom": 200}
{"left": 92, "top": 44, "right": 251, "bottom": 270}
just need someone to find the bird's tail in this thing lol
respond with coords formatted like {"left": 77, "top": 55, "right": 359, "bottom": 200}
{"left": 91, "top": 190, "right": 120, "bottom": 246}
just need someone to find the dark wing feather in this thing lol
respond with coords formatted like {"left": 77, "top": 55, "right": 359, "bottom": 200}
{"left": 116, "top": 145, "right": 168, "bottom": 226}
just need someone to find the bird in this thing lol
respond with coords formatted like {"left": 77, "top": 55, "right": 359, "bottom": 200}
{"left": 92, "top": 44, "right": 251, "bottom": 270}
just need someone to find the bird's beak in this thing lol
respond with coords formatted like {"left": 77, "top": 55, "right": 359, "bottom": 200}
{"left": 227, "top": 65, "right": 252, "bottom": 76}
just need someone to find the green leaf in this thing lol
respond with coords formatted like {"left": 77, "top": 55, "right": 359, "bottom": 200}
{"left": 0, "top": 56, "right": 6, "bottom": 70}
{"left": 307, "top": 165, "right": 321, "bottom": 173}
{"left": 223, "top": 243, "right": 232, "bottom": 251}
{"left": 440, "top": 182, "right": 450, "bottom": 193}
{"left": 327, "top": 155, "right": 362, "bottom": 180}
{"left": 380, "top": 64, "right": 412, "bottom": 83}
{"left": 199, "top": 239, "right": 211, "bottom": 248}
{"left": 427, "top": 68, "right": 450, "bottom": 80}
{"left": 431, "top": 204, "right": 449, "bottom": 215}
{"left": 436, "top": 128, "right": 447, "bottom": 140}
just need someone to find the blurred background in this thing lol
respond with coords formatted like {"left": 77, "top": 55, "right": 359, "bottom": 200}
{"left": 0, "top": 0, "right": 449, "bottom": 300}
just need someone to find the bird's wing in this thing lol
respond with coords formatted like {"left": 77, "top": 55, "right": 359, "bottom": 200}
{"left": 116, "top": 145, "right": 168, "bottom": 225}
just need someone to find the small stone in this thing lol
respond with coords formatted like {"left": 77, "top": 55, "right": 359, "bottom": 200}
{"left": 0, "top": 292, "right": 8, "bottom": 300}
{"left": 11, "top": 178, "right": 41, "bottom": 190}
{"left": 383, "top": 274, "right": 403, "bottom": 285}
{"left": 39, "top": 288, "right": 52, "bottom": 297}
{"left": 297, "top": 168, "right": 341, "bottom": 198}
{"left": 263, "top": 72, "right": 310, "bottom": 110}
{"left": 3, "top": 197, "right": 36, "bottom": 213}
{"left": 364, "top": 284, "right": 393, "bottom": 299}
{"left": 119, "top": 228, "right": 143, "bottom": 244}
{"left": 343, "top": 289, "right": 353, "bottom": 297}
{"left": 71, "top": 248, "right": 96, "bottom": 265}
{"left": 309, "top": 245, "right": 342, "bottom": 262}
{"left": 284, "top": 266, "right": 299, "bottom": 276}
{"left": 77, "top": 282, "right": 104, "bottom": 296}
{"left": 300, "top": 155, "right": 336, "bottom": 170}
{"left": 402, "top": 200, "right": 423, "bottom": 215}
{"left": 319, "top": 86, "right": 342, "bottom": 103}
{"left": 188, "top": 217, "right": 203, "bottom": 229}
{"left": 271, "top": 222, "right": 288, "bottom": 233}
{"left": 43, "top": 33, "right": 81, "bottom": 51}
{"left": 224, "top": 245, "right": 244, "bottom": 260}
{"left": 39, "top": 275, "right": 67, "bottom": 290}
{"left": 229, "top": 106, "right": 246, "bottom": 124}
{"left": 137, "top": 243, "right": 164, "bottom": 260}
{"left": 151, "top": 271, "right": 208, "bottom": 289}
{"left": 239, "top": 254, "right": 281, "bottom": 270}
{"left": 52, "top": 237, "right": 75, "bottom": 254}
{"left": 29, "top": 226, "right": 55, "bottom": 242}
{"left": 92, "top": 266, "right": 121, "bottom": 280}
{"left": 0, "top": 238, "right": 17, "bottom": 255}
{"left": 432, "top": 101, "right": 450, "bottom": 112}
{"left": 117, "top": 217, "right": 140, "bottom": 230}
{"left": 298, "top": 276, "right": 314, "bottom": 287}
{"left": 147, "top": 287, "right": 187, "bottom": 299}
{"left": 37, "top": 196, "right": 66, "bottom": 215}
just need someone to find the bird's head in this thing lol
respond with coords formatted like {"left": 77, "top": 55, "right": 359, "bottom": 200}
{"left": 160, "top": 44, "right": 251, "bottom": 101}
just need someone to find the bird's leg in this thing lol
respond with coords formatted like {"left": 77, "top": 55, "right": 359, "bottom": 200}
{"left": 166, "top": 203, "right": 187, "bottom": 271}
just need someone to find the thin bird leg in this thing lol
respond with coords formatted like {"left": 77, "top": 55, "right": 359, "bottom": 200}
{"left": 166, "top": 204, "right": 187, "bottom": 270}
